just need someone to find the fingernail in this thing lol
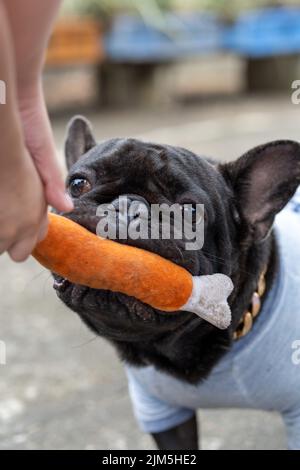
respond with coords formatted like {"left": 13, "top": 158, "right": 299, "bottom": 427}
{"left": 63, "top": 193, "right": 74, "bottom": 211}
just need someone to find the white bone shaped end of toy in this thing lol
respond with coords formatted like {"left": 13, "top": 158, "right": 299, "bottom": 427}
{"left": 180, "top": 273, "right": 234, "bottom": 329}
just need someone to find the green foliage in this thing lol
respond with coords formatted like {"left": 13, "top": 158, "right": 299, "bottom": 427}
{"left": 62, "top": 0, "right": 172, "bottom": 19}
{"left": 61, "top": 0, "right": 300, "bottom": 21}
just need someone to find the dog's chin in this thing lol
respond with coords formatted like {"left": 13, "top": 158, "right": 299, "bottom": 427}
{"left": 52, "top": 274, "right": 192, "bottom": 340}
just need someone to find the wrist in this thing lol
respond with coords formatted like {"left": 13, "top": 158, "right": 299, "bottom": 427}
{"left": 0, "top": 151, "right": 31, "bottom": 187}
{"left": 0, "top": 109, "right": 23, "bottom": 152}
{"left": 17, "top": 77, "right": 42, "bottom": 111}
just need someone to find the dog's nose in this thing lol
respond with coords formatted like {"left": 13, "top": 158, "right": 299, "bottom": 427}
{"left": 96, "top": 195, "right": 150, "bottom": 240}
{"left": 111, "top": 194, "right": 150, "bottom": 224}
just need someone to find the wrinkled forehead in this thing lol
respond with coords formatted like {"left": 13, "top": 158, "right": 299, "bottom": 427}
{"left": 69, "top": 138, "right": 223, "bottom": 202}
{"left": 72, "top": 138, "right": 171, "bottom": 171}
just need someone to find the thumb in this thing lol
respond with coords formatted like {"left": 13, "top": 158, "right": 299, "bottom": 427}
{"left": 19, "top": 87, "right": 74, "bottom": 213}
{"left": 38, "top": 156, "right": 74, "bottom": 212}
{"left": 44, "top": 171, "right": 73, "bottom": 213}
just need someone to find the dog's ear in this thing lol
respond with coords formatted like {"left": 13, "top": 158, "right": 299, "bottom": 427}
{"left": 65, "top": 116, "right": 96, "bottom": 170}
{"left": 220, "top": 140, "right": 300, "bottom": 242}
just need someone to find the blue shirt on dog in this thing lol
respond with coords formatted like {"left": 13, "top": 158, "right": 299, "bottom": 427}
{"left": 125, "top": 187, "right": 300, "bottom": 449}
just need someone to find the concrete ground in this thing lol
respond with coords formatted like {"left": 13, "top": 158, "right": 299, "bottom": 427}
{"left": 1, "top": 95, "right": 299, "bottom": 450}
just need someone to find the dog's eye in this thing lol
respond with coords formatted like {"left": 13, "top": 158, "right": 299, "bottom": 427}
{"left": 180, "top": 203, "right": 204, "bottom": 225}
{"left": 69, "top": 178, "right": 92, "bottom": 198}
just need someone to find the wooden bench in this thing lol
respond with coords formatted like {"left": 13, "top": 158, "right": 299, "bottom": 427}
{"left": 45, "top": 19, "right": 104, "bottom": 67}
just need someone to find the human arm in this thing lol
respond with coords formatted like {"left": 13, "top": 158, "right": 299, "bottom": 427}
{"left": 2, "top": 0, "right": 73, "bottom": 212}
{"left": 0, "top": 2, "right": 47, "bottom": 261}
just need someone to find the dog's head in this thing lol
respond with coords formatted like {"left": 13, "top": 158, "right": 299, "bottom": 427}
{"left": 53, "top": 116, "right": 300, "bottom": 350}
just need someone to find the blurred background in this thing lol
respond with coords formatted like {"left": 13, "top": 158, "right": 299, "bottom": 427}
{"left": 1, "top": 0, "right": 300, "bottom": 449}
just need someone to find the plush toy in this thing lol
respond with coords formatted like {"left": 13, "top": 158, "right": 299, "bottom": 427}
{"left": 32, "top": 213, "right": 233, "bottom": 329}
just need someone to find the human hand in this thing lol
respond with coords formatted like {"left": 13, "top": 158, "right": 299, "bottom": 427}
{"left": 0, "top": 134, "right": 48, "bottom": 262}
{"left": 18, "top": 82, "right": 73, "bottom": 213}
{"left": 0, "top": 0, "right": 68, "bottom": 262}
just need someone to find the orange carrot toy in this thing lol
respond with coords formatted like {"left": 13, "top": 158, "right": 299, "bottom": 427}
{"left": 32, "top": 213, "right": 233, "bottom": 329}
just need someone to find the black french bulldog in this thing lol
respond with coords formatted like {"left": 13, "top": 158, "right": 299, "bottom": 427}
{"left": 53, "top": 116, "right": 300, "bottom": 450}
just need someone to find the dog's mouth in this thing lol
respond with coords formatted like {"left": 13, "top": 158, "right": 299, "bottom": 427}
{"left": 53, "top": 274, "right": 158, "bottom": 322}
{"left": 51, "top": 213, "right": 199, "bottom": 336}
{"left": 52, "top": 271, "right": 197, "bottom": 343}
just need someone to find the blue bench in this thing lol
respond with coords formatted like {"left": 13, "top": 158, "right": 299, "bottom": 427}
{"left": 104, "top": 8, "right": 300, "bottom": 62}
{"left": 224, "top": 7, "right": 300, "bottom": 57}
{"left": 104, "top": 13, "right": 224, "bottom": 63}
